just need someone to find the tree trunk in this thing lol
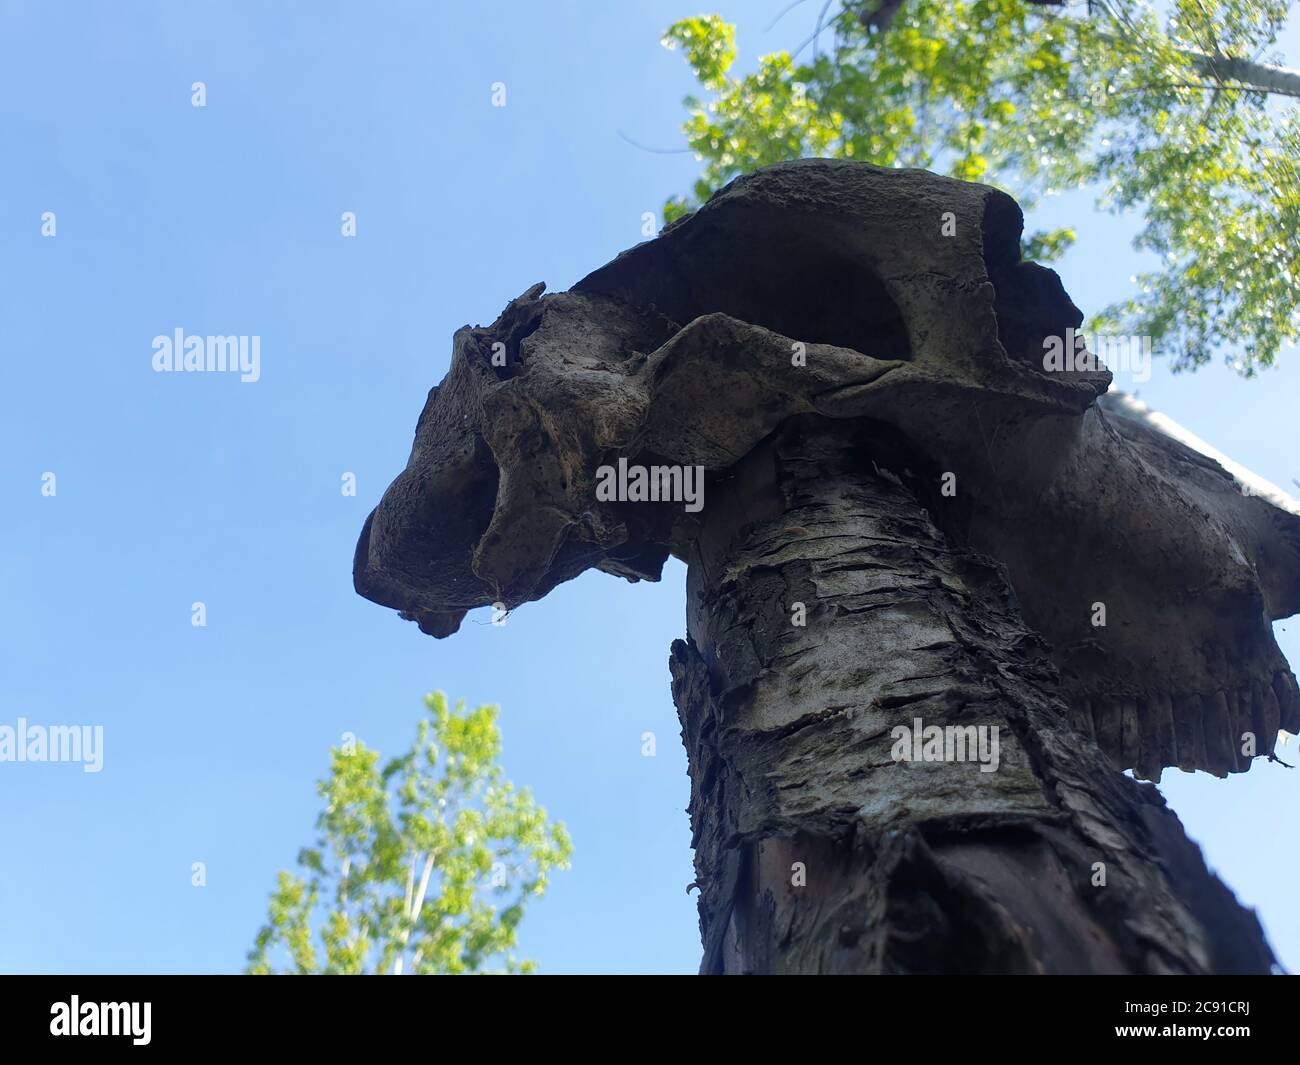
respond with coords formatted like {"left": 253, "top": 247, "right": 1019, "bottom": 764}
{"left": 671, "top": 416, "right": 1276, "bottom": 974}
{"left": 1184, "top": 49, "right": 1300, "bottom": 98}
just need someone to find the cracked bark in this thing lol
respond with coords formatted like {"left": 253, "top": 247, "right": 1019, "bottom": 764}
{"left": 672, "top": 416, "right": 1275, "bottom": 974}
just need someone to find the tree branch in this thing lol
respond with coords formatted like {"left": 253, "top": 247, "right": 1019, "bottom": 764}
{"left": 850, "top": 1, "right": 1300, "bottom": 98}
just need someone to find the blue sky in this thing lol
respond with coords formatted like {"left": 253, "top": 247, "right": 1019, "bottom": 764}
{"left": 0, "top": 0, "right": 1296, "bottom": 975}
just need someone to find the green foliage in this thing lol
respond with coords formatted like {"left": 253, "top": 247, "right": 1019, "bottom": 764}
{"left": 661, "top": 0, "right": 1299, "bottom": 373}
{"left": 246, "top": 692, "right": 572, "bottom": 975}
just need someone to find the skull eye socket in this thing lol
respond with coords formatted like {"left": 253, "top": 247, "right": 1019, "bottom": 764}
{"left": 578, "top": 209, "right": 913, "bottom": 362}
{"left": 669, "top": 225, "right": 913, "bottom": 361}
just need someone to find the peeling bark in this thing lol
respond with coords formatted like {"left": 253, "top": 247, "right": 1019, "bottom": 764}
{"left": 672, "top": 417, "right": 1275, "bottom": 974}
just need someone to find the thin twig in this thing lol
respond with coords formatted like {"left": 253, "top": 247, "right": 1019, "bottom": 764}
{"left": 617, "top": 129, "right": 693, "bottom": 155}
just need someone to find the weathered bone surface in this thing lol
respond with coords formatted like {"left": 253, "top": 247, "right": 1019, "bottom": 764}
{"left": 355, "top": 158, "right": 1300, "bottom": 782}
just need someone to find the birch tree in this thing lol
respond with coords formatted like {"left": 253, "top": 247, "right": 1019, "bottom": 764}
{"left": 246, "top": 692, "right": 571, "bottom": 975}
